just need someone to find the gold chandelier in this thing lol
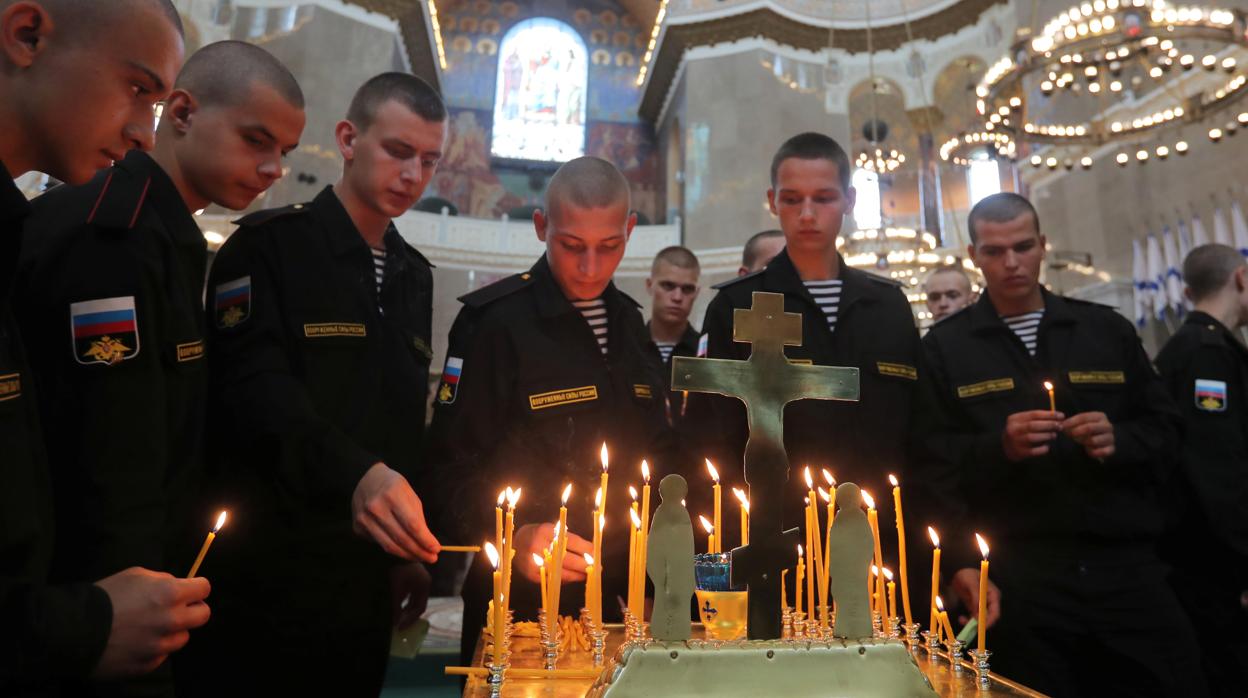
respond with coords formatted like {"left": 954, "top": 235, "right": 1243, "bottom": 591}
{"left": 977, "top": 0, "right": 1248, "bottom": 168}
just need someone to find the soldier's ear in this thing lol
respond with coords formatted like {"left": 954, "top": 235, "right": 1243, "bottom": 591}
{"left": 533, "top": 208, "right": 549, "bottom": 242}
{"left": 1, "top": 2, "right": 52, "bottom": 69}
{"left": 334, "top": 119, "right": 358, "bottom": 162}
{"left": 162, "top": 90, "right": 196, "bottom": 135}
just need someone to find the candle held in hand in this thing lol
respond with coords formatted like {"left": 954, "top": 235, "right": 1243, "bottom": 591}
{"left": 187, "top": 510, "right": 227, "bottom": 578}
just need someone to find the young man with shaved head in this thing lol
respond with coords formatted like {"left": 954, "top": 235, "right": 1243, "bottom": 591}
{"left": 425, "top": 156, "right": 678, "bottom": 663}
{"left": 183, "top": 73, "right": 446, "bottom": 695}
{"left": 1155, "top": 243, "right": 1248, "bottom": 696}
{"left": 13, "top": 41, "right": 305, "bottom": 695}
{"left": 923, "top": 264, "right": 975, "bottom": 322}
{"left": 915, "top": 192, "right": 1204, "bottom": 696}
{"left": 0, "top": 1, "right": 213, "bottom": 692}
{"left": 645, "top": 246, "right": 701, "bottom": 427}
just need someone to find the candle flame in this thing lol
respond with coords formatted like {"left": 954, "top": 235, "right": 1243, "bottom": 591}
{"left": 584, "top": 553, "right": 594, "bottom": 566}
{"left": 935, "top": 595, "right": 946, "bottom": 612}
{"left": 561, "top": 483, "right": 572, "bottom": 504}
{"left": 928, "top": 526, "right": 940, "bottom": 548}
{"left": 497, "top": 490, "right": 506, "bottom": 506}
{"left": 705, "top": 459, "right": 719, "bottom": 483}
{"left": 600, "top": 442, "right": 609, "bottom": 471}
{"left": 872, "top": 564, "right": 879, "bottom": 577}
{"left": 595, "top": 487, "right": 602, "bottom": 508}
{"left": 629, "top": 486, "right": 638, "bottom": 501}
{"left": 822, "top": 468, "right": 835, "bottom": 486}
{"left": 599, "top": 514, "right": 606, "bottom": 531}
{"left": 507, "top": 488, "right": 521, "bottom": 508}
{"left": 630, "top": 508, "right": 642, "bottom": 529}
{"left": 883, "top": 567, "right": 894, "bottom": 581}
{"left": 484, "top": 541, "right": 499, "bottom": 568}
{"left": 819, "top": 487, "right": 831, "bottom": 503}
{"left": 976, "top": 533, "right": 990, "bottom": 558}
{"left": 212, "top": 510, "right": 228, "bottom": 533}
{"left": 804, "top": 466, "right": 813, "bottom": 489}
{"left": 553, "top": 521, "right": 562, "bottom": 539}
{"left": 641, "top": 459, "right": 650, "bottom": 483}
{"left": 733, "top": 487, "right": 749, "bottom": 509}
{"left": 699, "top": 515, "right": 714, "bottom": 533}
{"left": 861, "top": 489, "right": 875, "bottom": 510}
{"left": 888, "top": 473, "right": 899, "bottom": 488}
{"left": 1044, "top": 380, "right": 1054, "bottom": 391}
{"left": 798, "top": 544, "right": 804, "bottom": 555}
{"left": 533, "top": 553, "right": 544, "bottom": 567}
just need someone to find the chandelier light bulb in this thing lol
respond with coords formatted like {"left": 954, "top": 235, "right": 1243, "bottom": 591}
{"left": 1202, "top": 55, "right": 1217, "bottom": 70}
{"left": 1045, "top": 156, "right": 1059, "bottom": 169}
{"left": 1175, "top": 140, "right": 1189, "bottom": 154}
{"left": 1031, "top": 154, "right": 1043, "bottom": 167}
{"left": 1209, "top": 127, "right": 1223, "bottom": 142}
{"left": 1116, "top": 152, "right": 1130, "bottom": 166}
{"left": 1156, "top": 145, "right": 1169, "bottom": 159}
{"left": 1080, "top": 156, "right": 1093, "bottom": 169}
{"left": 1135, "top": 149, "right": 1149, "bottom": 162}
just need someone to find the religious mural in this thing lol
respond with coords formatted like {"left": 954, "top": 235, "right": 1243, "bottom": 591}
{"left": 427, "top": 0, "right": 662, "bottom": 222}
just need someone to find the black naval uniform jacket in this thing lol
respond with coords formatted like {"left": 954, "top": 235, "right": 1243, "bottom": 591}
{"left": 200, "top": 186, "right": 434, "bottom": 653}
{"left": 425, "top": 256, "right": 678, "bottom": 646}
{"left": 0, "top": 163, "right": 112, "bottom": 694}
{"left": 696, "top": 249, "right": 920, "bottom": 523}
{"left": 15, "top": 151, "right": 207, "bottom": 587}
{"left": 645, "top": 320, "right": 700, "bottom": 428}
{"left": 1155, "top": 312, "right": 1248, "bottom": 612}
{"left": 917, "top": 290, "right": 1180, "bottom": 573}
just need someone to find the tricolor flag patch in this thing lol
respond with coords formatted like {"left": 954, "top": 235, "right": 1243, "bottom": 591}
{"left": 70, "top": 297, "right": 139, "bottom": 366}
{"left": 697, "top": 333, "right": 709, "bottom": 358}
{"left": 1195, "top": 379, "right": 1228, "bottom": 412}
{"left": 437, "top": 356, "right": 463, "bottom": 405}
{"left": 215, "top": 276, "right": 251, "bottom": 328}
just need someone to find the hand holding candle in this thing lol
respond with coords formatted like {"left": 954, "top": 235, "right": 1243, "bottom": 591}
{"left": 187, "top": 511, "right": 227, "bottom": 578}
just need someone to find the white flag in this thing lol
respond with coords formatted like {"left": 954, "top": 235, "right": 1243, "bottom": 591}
{"left": 1162, "top": 226, "right": 1184, "bottom": 312}
{"left": 1214, "top": 207, "right": 1233, "bottom": 246}
{"left": 1176, "top": 217, "right": 1191, "bottom": 262}
{"left": 1146, "top": 233, "right": 1167, "bottom": 319}
{"left": 1191, "top": 214, "right": 1211, "bottom": 248}
{"left": 1132, "top": 238, "right": 1148, "bottom": 328}
{"left": 1233, "top": 201, "right": 1248, "bottom": 258}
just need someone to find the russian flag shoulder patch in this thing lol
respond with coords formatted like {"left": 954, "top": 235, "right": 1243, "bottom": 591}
{"left": 70, "top": 296, "right": 139, "bottom": 366}
{"left": 214, "top": 276, "right": 252, "bottom": 329}
{"left": 437, "top": 357, "right": 463, "bottom": 405}
{"left": 1195, "top": 378, "right": 1228, "bottom": 412}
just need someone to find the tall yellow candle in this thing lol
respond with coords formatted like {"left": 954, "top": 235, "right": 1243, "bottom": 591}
{"left": 629, "top": 506, "right": 642, "bottom": 617}
{"left": 781, "top": 568, "right": 788, "bottom": 611}
{"left": 550, "top": 484, "right": 571, "bottom": 618}
{"left": 1044, "top": 380, "right": 1056, "bottom": 412}
{"left": 734, "top": 487, "right": 749, "bottom": 547}
{"left": 583, "top": 553, "right": 597, "bottom": 627}
{"left": 598, "top": 442, "right": 610, "bottom": 522}
{"left": 591, "top": 488, "right": 603, "bottom": 585}
{"left": 888, "top": 474, "right": 913, "bottom": 627}
{"left": 535, "top": 553, "right": 549, "bottom": 620}
{"left": 804, "top": 469, "right": 825, "bottom": 626}
{"left": 928, "top": 526, "right": 941, "bottom": 635}
{"left": 187, "top": 511, "right": 227, "bottom": 578}
{"left": 935, "top": 596, "right": 956, "bottom": 644}
{"left": 871, "top": 565, "right": 883, "bottom": 616}
{"left": 884, "top": 567, "right": 897, "bottom": 620}
{"left": 501, "top": 488, "right": 520, "bottom": 618}
{"left": 818, "top": 488, "right": 832, "bottom": 614}
{"left": 707, "top": 459, "right": 721, "bottom": 554}
{"left": 795, "top": 545, "right": 805, "bottom": 619}
{"left": 494, "top": 491, "right": 505, "bottom": 561}
{"left": 485, "top": 542, "right": 503, "bottom": 664}
{"left": 976, "top": 533, "right": 990, "bottom": 652}
{"left": 863, "top": 489, "right": 885, "bottom": 616}
{"left": 804, "top": 496, "right": 815, "bottom": 624}
{"left": 640, "top": 461, "right": 652, "bottom": 609}
{"left": 592, "top": 515, "right": 604, "bottom": 624}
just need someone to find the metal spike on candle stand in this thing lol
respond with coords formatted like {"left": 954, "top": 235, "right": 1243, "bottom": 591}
{"left": 888, "top": 616, "right": 901, "bottom": 639}
{"left": 792, "top": 611, "right": 806, "bottom": 640}
{"left": 781, "top": 607, "right": 793, "bottom": 639}
{"left": 922, "top": 630, "right": 941, "bottom": 660}
{"left": 970, "top": 648, "right": 993, "bottom": 690}
{"left": 904, "top": 622, "right": 922, "bottom": 651}
{"left": 589, "top": 627, "right": 608, "bottom": 666}
{"left": 485, "top": 657, "right": 509, "bottom": 698}
{"left": 872, "top": 611, "right": 884, "bottom": 638}
{"left": 946, "top": 638, "right": 966, "bottom": 673}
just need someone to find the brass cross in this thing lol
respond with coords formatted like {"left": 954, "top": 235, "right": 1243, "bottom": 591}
{"left": 672, "top": 291, "right": 860, "bottom": 639}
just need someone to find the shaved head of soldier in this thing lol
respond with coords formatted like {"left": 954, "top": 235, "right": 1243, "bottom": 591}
{"left": 1184, "top": 244, "right": 1248, "bottom": 328}
{"left": 157, "top": 41, "right": 306, "bottom": 212}
{"left": 536, "top": 156, "right": 637, "bottom": 301}
{"left": 0, "top": 0, "right": 185, "bottom": 183}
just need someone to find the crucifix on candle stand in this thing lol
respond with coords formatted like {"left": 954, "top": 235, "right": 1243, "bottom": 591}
{"left": 671, "top": 291, "right": 860, "bottom": 639}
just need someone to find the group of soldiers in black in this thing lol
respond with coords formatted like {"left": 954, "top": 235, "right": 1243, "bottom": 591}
{"left": 0, "top": 2, "right": 1243, "bottom": 697}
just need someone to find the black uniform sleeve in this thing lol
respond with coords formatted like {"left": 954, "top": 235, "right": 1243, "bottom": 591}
{"left": 1101, "top": 317, "right": 1180, "bottom": 483}
{"left": 17, "top": 225, "right": 174, "bottom": 574}
{"left": 0, "top": 580, "right": 112, "bottom": 686}
{"left": 696, "top": 293, "right": 748, "bottom": 467}
{"left": 423, "top": 307, "right": 516, "bottom": 542}
{"left": 1169, "top": 343, "right": 1248, "bottom": 562}
{"left": 207, "top": 230, "right": 377, "bottom": 504}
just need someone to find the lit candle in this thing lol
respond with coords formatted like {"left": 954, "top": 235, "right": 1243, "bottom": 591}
{"left": 976, "top": 533, "right": 990, "bottom": 652}
{"left": 495, "top": 490, "right": 505, "bottom": 562}
{"left": 884, "top": 567, "right": 897, "bottom": 620}
{"left": 935, "top": 596, "right": 956, "bottom": 644}
{"left": 822, "top": 469, "right": 836, "bottom": 547}
{"left": 862, "top": 489, "right": 885, "bottom": 618}
{"left": 599, "top": 442, "right": 610, "bottom": 519}
{"left": 818, "top": 488, "right": 832, "bottom": 628}
{"left": 889, "top": 474, "right": 913, "bottom": 627}
{"left": 550, "top": 484, "right": 572, "bottom": 619}
{"left": 804, "top": 468, "right": 825, "bottom": 626}
{"left": 583, "top": 553, "right": 597, "bottom": 627}
{"left": 700, "top": 514, "right": 715, "bottom": 554}
{"left": 734, "top": 487, "right": 749, "bottom": 547}
{"left": 1045, "top": 380, "right": 1056, "bottom": 412}
{"left": 485, "top": 542, "right": 503, "bottom": 664}
{"left": 795, "top": 544, "right": 805, "bottom": 619}
{"left": 501, "top": 488, "right": 520, "bottom": 620}
{"left": 707, "top": 459, "right": 721, "bottom": 554}
{"left": 591, "top": 487, "right": 604, "bottom": 593}
{"left": 187, "top": 510, "right": 227, "bottom": 578}
{"left": 535, "top": 553, "right": 549, "bottom": 621}
{"left": 592, "top": 515, "right": 604, "bottom": 625}
{"left": 804, "top": 494, "right": 815, "bottom": 625}
{"left": 928, "top": 526, "right": 941, "bottom": 636}
{"left": 629, "top": 506, "right": 643, "bottom": 618}
{"left": 639, "top": 461, "right": 652, "bottom": 608}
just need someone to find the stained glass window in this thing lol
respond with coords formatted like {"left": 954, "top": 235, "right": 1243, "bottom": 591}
{"left": 491, "top": 18, "right": 588, "bottom": 162}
